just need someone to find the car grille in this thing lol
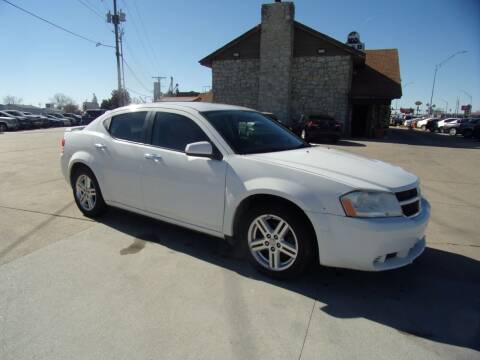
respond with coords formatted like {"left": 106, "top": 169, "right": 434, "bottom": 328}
{"left": 395, "top": 188, "right": 421, "bottom": 217}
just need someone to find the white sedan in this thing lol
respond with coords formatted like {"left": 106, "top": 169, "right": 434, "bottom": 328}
{"left": 60, "top": 103, "right": 430, "bottom": 278}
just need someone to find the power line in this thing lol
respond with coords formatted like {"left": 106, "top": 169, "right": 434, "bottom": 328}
{"left": 131, "top": 0, "right": 160, "bottom": 68}
{"left": 74, "top": 0, "right": 113, "bottom": 35}
{"left": 74, "top": 0, "right": 104, "bottom": 20}
{"left": 123, "top": 35, "right": 152, "bottom": 85}
{"left": 123, "top": 58, "right": 151, "bottom": 93}
{"left": 98, "top": 0, "right": 110, "bottom": 12}
{"left": 1, "top": 0, "right": 114, "bottom": 48}
{"left": 126, "top": 87, "right": 150, "bottom": 98}
{"left": 120, "top": 0, "right": 157, "bottom": 73}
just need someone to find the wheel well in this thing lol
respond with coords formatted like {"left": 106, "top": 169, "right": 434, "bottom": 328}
{"left": 69, "top": 162, "right": 92, "bottom": 188}
{"left": 232, "top": 194, "right": 318, "bottom": 260}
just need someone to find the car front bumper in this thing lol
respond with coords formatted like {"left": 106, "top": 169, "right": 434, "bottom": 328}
{"left": 307, "top": 198, "right": 430, "bottom": 271}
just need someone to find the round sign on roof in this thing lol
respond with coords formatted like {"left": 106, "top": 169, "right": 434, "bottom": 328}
{"left": 347, "top": 31, "right": 361, "bottom": 44}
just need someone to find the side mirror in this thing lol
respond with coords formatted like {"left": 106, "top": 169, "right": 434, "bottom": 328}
{"left": 185, "top": 141, "right": 213, "bottom": 158}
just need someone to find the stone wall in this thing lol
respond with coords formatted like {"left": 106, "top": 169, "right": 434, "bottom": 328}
{"left": 258, "top": 2, "right": 294, "bottom": 123}
{"left": 290, "top": 55, "right": 353, "bottom": 130}
{"left": 211, "top": 59, "right": 259, "bottom": 109}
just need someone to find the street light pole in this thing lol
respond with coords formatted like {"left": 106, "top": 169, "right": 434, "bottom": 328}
{"left": 461, "top": 89, "right": 473, "bottom": 107}
{"left": 428, "top": 50, "right": 467, "bottom": 115}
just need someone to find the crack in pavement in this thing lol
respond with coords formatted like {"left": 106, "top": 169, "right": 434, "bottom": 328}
{"left": 298, "top": 298, "right": 316, "bottom": 360}
{"left": 0, "top": 204, "right": 94, "bottom": 222}
{"left": 429, "top": 241, "right": 480, "bottom": 248}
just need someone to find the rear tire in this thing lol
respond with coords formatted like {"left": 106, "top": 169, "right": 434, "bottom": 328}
{"left": 71, "top": 166, "right": 107, "bottom": 217}
{"left": 449, "top": 128, "right": 457, "bottom": 136}
{"left": 0, "top": 123, "right": 6, "bottom": 132}
{"left": 421, "top": 125, "right": 426, "bottom": 131}
{"left": 240, "top": 202, "right": 315, "bottom": 279}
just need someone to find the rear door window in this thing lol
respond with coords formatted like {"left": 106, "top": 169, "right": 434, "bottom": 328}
{"left": 109, "top": 111, "right": 148, "bottom": 143}
{"left": 150, "top": 112, "right": 208, "bottom": 152}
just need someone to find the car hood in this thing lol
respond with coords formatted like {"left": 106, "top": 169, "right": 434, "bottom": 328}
{"left": 249, "top": 146, "right": 418, "bottom": 191}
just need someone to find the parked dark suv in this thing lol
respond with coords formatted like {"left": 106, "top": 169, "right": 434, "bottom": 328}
{"left": 456, "top": 118, "right": 480, "bottom": 138}
{"left": 301, "top": 114, "right": 342, "bottom": 143}
{"left": 81, "top": 109, "right": 107, "bottom": 125}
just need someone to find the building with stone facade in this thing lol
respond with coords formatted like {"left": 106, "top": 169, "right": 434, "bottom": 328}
{"left": 199, "top": 1, "right": 402, "bottom": 137}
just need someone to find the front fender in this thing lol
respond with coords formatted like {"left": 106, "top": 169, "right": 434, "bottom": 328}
{"left": 223, "top": 175, "right": 328, "bottom": 236}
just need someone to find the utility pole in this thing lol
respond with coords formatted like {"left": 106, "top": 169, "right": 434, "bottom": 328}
{"left": 152, "top": 76, "right": 166, "bottom": 101}
{"left": 119, "top": 29, "right": 126, "bottom": 104}
{"left": 107, "top": 1, "right": 126, "bottom": 106}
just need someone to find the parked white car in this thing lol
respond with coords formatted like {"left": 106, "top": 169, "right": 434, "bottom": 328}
{"left": 60, "top": 103, "right": 430, "bottom": 278}
{"left": 416, "top": 117, "right": 434, "bottom": 130}
{"left": 436, "top": 118, "right": 459, "bottom": 131}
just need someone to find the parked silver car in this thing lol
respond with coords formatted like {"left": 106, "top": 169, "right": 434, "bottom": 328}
{"left": 0, "top": 115, "right": 19, "bottom": 132}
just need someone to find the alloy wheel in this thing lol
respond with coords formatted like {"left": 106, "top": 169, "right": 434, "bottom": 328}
{"left": 75, "top": 174, "right": 97, "bottom": 211}
{"left": 248, "top": 214, "right": 298, "bottom": 271}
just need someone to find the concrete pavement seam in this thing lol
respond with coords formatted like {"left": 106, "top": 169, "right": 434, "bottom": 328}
{"left": 0, "top": 204, "right": 94, "bottom": 222}
{"left": 429, "top": 241, "right": 480, "bottom": 248}
{"left": 297, "top": 297, "right": 316, "bottom": 360}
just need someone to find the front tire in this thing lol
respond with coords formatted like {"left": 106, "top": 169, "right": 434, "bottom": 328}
{"left": 449, "top": 128, "right": 457, "bottom": 136}
{"left": 72, "top": 167, "right": 107, "bottom": 217}
{"left": 240, "top": 203, "right": 315, "bottom": 279}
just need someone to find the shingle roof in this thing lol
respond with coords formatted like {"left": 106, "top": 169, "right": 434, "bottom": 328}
{"left": 365, "top": 49, "right": 401, "bottom": 84}
{"left": 351, "top": 49, "right": 402, "bottom": 100}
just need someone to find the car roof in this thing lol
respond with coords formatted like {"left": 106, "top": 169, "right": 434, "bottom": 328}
{"left": 111, "top": 102, "right": 254, "bottom": 114}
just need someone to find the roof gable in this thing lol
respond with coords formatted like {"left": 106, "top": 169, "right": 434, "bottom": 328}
{"left": 199, "top": 25, "right": 260, "bottom": 67}
{"left": 199, "top": 21, "right": 364, "bottom": 68}
{"left": 293, "top": 22, "right": 364, "bottom": 59}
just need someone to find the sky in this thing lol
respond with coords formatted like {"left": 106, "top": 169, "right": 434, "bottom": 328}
{"left": 1, "top": 0, "right": 479, "bottom": 112}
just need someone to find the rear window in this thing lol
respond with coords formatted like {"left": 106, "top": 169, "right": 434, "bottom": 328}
{"left": 109, "top": 111, "right": 148, "bottom": 143}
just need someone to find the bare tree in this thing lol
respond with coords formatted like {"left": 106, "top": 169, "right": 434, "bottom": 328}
{"left": 63, "top": 103, "right": 80, "bottom": 114}
{"left": 51, "top": 93, "right": 74, "bottom": 110}
{"left": 3, "top": 95, "right": 23, "bottom": 105}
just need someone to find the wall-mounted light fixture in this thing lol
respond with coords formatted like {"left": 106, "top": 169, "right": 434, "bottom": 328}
{"left": 317, "top": 49, "right": 326, "bottom": 54}
{"left": 233, "top": 52, "right": 240, "bottom": 57}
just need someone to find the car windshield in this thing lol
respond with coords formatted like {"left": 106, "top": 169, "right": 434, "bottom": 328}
{"left": 202, "top": 110, "right": 308, "bottom": 155}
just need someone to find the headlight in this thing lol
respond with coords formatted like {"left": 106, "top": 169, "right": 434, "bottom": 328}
{"left": 340, "top": 191, "right": 403, "bottom": 218}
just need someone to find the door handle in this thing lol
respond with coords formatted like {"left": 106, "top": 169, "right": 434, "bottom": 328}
{"left": 94, "top": 143, "right": 107, "bottom": 150}
{"left": 144, "top": 153, "right": 162, "bottom": 162}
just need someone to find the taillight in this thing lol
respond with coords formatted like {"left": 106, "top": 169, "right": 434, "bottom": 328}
{"left": 307, "top": 121, "right": 313, "bottom": 127}
{"left": 61, "top": 138, "right": 65, "bottom": 153}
